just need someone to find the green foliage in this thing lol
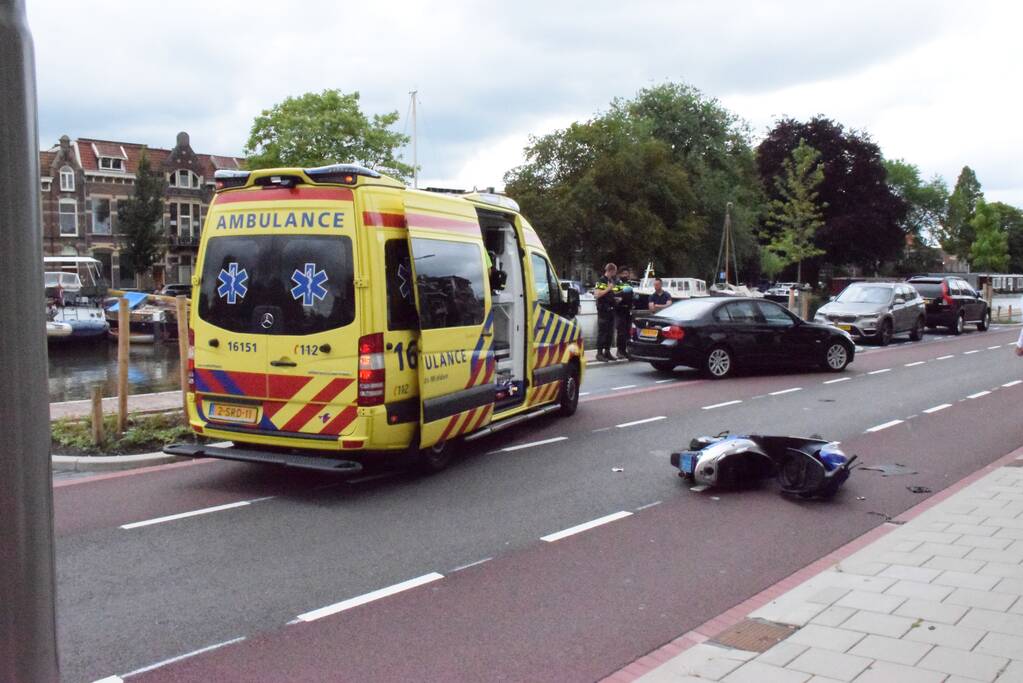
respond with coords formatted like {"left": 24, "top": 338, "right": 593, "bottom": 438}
{"left": 941, "top": 166, "right": 983, "bottom": 258}
{"left": 970, "top": 200, "right": 1009, "bottom": 272}
{"left": 505, "top": 83, "right": 762, "bottom": 281}
{"left": 244, "top": 89, "right": 412, "bottom": 178}
{"left": 884, "top": 159, "right": 948, "bottom": 244}
{"left": 763, "top": 141, "right": 826, "bottom": 282}
{"left": 117, "top": 152, "right": 165, "bottom": 283}
{"left": 991, "top": 202, "right": 1023, "bottom": 272}
{"left": 759, "top": 249, "right": 786, "bottom": 279}
{"left": 52, "top": 411, "right": 197, "bottom": 455}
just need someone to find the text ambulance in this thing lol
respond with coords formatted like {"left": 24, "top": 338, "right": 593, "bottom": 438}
{"left": 166, "top": 164, "right": 583, "bottom": 473}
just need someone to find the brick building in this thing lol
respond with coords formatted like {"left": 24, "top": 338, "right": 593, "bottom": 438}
{"left": 40, "top": 131, "right": 243, "bottom": 288}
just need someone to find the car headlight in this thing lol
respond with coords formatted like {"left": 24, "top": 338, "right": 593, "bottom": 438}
{"left": 858, "top": 316, "right": 878, "bottom": 324}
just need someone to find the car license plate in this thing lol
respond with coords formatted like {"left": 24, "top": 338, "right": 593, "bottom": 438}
{"left": 680, "top": 452, "right": 698, "bottom": 475}
{"left": 640, "top": 327, "right": 659, "bottom": 339}
{"left": 209, "top": 403, "right": 258, "bottom": 424}
{"left": 923, "top": 298, "right": 933, "bottom": 305}
{"left": 837, "top": 324, "right": 852, "bottom": 331}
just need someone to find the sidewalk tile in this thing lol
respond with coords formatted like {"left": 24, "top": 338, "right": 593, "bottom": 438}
{"left": 787, "top": 625, "right": 865, "bottom": 653}
{"left": 885, "top": 579, "right": 954, "bottom": 602}
{"left": 875, "top": 550, "right": 930, "bottom": 567}
{"left": 988, "top": 516, "right": 1023, "bottom": 529}
{"left": 918, "top": 521, "right": 951, "bottom": 533}
{"left": 814, "top": 574, "right": 895, "bottom": 593}
{"left": 946, "top": 523, "right": 998, "bottom": 537}
{"left": 998, "top": 660, "right": 1023, "bottom": 682}
{"left": 891, "top": 540, "right": 923, "bottom": 553}
{"left": 878, "top": 565, "right": 942, "bottom": 583}
{"left": 916, "top": 541, "right": 971, "bottom": 559}
{"left": 964, "top": 547, "right": 1023, "bottom": 564}
{"left": 806, "top": 677, "right": 844, "bottom": 683}
{"left": 959, "top": 607, "right": 1023, "bottom": 636}
{"left": 893, "top": 598, "right": 969, "bottom": 624}
{"left": 787, "top": 647, "right": 872, "bottom": 681}
{"left": 853, "top": 660, "right": 946, "bottom": 683}
{"left": 848, "top": 633, "right": 931, "bottom": 666}
{"left": 749, "top": 600, "right": 824, "bottom": 627}
{"left": 916, "top": 646, "right": 1008, "bottom": 681}
{"left": 944, "top": 587, "right": 1018, "bottom": 611}
{"left": 834, "top": 590, "right": 905, "bottom": 614}
{"left": 840, "top": 610, "right": 915, "bottom": 638}
{"left": 902, "top": 621, "right": 987, "bottom": 650}
{"left": 635, "top": 668, "right": 704, "bottom": 683}
{"left": 924, "top": 556, "right": 986, "bottom": 573}
{"left": 933, "top": 570, "right": 1001, "bottom": 591}
{"left": 974, "top": 631, "right": 1023, "bottom": 660}
{"left": 833, "top": 561, "right": 886, "bottom": 577}
{"left": 995, "top": 577, "right": 1023, "bottom": 595}
{"left": 810, "top": 606, "right": 857, "bottom": 628}
{"left": 979, "top": 561, "right": 1023, "bottom": 579}
{"left": 956, "top": 534, "right": 1013, "bottom": 550}
{"left": 720, "top": 661, "right": 811, "bottom": 683}
{"left": 754, "top": 641, "right": 807, "bottom": 668}
{"left": 807, "top": 586, "right": 850, "bottom": 606}
{"left": 996, "top": 527, "right": 1023, "bottom": 541}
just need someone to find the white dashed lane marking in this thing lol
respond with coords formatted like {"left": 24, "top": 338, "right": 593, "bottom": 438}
{"left": 1004, "top": 380, "right": 1023, "bottom": 388}
{"left": 297, "top": 573, "right": 445, "bottom": 622}
{"left": 867, "top": 369, "right": 891, "bottom": 375}
{"left": 866, "top": 419, "right": 904, "bottom": 433}
{"left": 923, "top": 404, "right": 951, "bottom": 414}
{"left": 964, "top": 350, "right": 980, "bottom": 355}
{"left": 936, "top": 355, "right": 954, "bottom": 360}
{"left": 905, "top": 361, "right": 925, "bottom": 367}
{"left": 616, "top": 416, "right": 667, "bottom": 428}
{"left": 702, "top": 400, "right": 742, "bottom": 410}
{"left": 120, "top": 498, "right": 273, "bottom": 530}
{"left": 541, "top": 511, "right": 632, "bottom": 542}
{"left": 501, "top": 437, "right": 568, "bottom": 452}
{"left": 769, "top": 387, "right": 802, "bottom": 396}
{"left": 967, "top": 390, "right": 991, "bottom": 399}
{"left": 611, "top": 384, "right": 637, "bottom": 391}
{"left": 823, "top": 377, "right": 851, "bottom": 385}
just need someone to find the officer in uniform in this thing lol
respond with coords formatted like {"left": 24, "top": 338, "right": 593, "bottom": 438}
{"left": 594, "top": 263, "right": 618, "bottom": 361}
{"left": 614, "top": 266, "right": 635, "bottom": 360}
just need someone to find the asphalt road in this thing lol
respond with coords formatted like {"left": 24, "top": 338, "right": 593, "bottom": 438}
{"left": 54, "top": 325, "right": 1023, "bottom": 682}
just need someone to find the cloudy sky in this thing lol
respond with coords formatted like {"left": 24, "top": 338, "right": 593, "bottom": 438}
{"left": 28, "top": 1, "right": 1023, "bottom": 204}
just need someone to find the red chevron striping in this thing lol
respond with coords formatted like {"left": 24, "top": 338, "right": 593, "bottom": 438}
{"left": 454, "top": 408, "right": 479, "bottom": 437}
{"left": 195, "top": 369, "right": 226, "bottom": 395}
{"left": 268, "top": 374, "right": 314, "bottom": 400}
{"left": 224, "top": 370, "right": 266, "bottom": 397}
{"left": 278, "top": 379, "right": 351, "bottom": 433}
{"left": 262, "top": 401, "right": 285, "bottom": 420}
{"left": 437, "top": 414, "right": 460, "bottom": 444}
{"left": 320, "top": 405, "right": 359, "bottom": 435}
{"left": 362, "top": 211, "right": 407, "bottom": 228}
{"left": 468, "top": 404, "right": 492, "bottom": 433}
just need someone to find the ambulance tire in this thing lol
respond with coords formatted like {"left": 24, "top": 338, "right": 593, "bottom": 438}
{"left": 558, "top": 364, "right": 580, "bottom": 417}
{"left": 417, "top": 440, "right": 455, "bottom": 474}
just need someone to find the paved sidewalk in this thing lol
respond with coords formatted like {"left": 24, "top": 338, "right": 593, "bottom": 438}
{"left": 608, "top": 448, "right": 1023, "bottom": 683}
{"left": 50, "top": 389, "right": 183, "bottom": 421}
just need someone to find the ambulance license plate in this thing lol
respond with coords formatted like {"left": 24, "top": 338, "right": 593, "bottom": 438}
{"left": 640, "top": 327, "right": 659, "bottom": 339}
{"left": 209, "top": 403, "right": 258, "bottom": 424}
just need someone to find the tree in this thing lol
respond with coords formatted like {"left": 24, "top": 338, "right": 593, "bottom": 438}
{"left": 940, "top": 166, "right": 983, "bottom": 259}
{"left": 244, "top": 89, "right": 412, "bottom": 178}
{"left": 117, "top": 151, "right": 165, "bottom": 285}
{"left": 884, "top": 159, "right": 947, "bottom": 244}
{"left": 970, "top": 200, "right": 1009, "bottom": 272}
{"left": 990, "top": 202, "right": 1023, "bottom": 272}
{"left": 763, "top": 140, "right": 826, "bottom": 283}
{"left": 757, "top": 117, "right": 908, "bottom": 279}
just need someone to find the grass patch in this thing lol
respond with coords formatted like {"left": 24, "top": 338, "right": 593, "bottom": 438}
{"left": 52, "top": 411, "right": 203, "bottom": 456}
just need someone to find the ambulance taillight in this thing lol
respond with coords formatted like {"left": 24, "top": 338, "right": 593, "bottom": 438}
{"left": 357, "top": 333, "right": 385, "bottom": 406}
{"left": 187, "top": 327, "right": 195, "bottom": 389}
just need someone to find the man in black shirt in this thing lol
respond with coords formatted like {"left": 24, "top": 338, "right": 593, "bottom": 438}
{"left": 614, "top": 266, "right": 635, "bottom": 359}
{"left": 594, "top": 263, "right": 618, "bottom": 361}
{"left": 648, "top": 277, "right": 672, "bottom": 312}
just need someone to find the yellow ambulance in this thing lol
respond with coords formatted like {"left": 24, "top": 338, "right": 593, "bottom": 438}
{"left": 166, "top": 164, "right": 584, "bottom": 473}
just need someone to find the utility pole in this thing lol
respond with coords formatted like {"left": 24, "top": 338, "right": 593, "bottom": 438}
{"left": 0, "top": 1, "right": 61, "bottom": 681}
{"left": 410, "top": 89, "right": 418, "bottom": 189}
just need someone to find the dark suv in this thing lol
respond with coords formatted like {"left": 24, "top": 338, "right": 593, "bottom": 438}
{"left": 906, "top": 276, "right": 990, "bottom": 334}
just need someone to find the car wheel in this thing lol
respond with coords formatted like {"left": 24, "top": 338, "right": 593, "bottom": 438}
{"left": 651, "top": 361, "right": 676, "bottom": 373}
{"left": 909, "top": 317, "right": 924, "bottom": 341}
{"left": 977, "top": 309, "right": 990, "bottom": 332}
{"left": 417, "top": 439, "right": 455, "bottom": 474}
{"left": 558, "top": 364, "right": 580, "bottom": 417}
{"left": 822, "top": 340, "right": 851, "bottom": 372}
{"left": 704, "top": 345, "right": 734, "bottom": 379}
{"left": 952, "top": 312, "right": 965, "bottom": 335}
{"left": 876, "top": 319, "right": 893, "bottom": 346}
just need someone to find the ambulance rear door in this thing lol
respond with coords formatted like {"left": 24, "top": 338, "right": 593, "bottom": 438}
{"left": 404, "top": 196, "right": 494, "bottom": 448}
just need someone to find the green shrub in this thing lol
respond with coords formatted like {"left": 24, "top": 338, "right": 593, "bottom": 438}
{"left": 51, "top": 411, "right": 199, "bottom": 455}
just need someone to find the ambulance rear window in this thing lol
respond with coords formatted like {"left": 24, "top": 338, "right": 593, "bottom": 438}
{"left": 198, "top": 235, "right": 355, "bottom": 335}
{"left": 410, "top": 238, "right": 485, "bottom": 329}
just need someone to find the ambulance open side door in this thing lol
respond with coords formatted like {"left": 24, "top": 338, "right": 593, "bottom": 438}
{"left": 405, "top": 198, "right": 495, "bottom": 449}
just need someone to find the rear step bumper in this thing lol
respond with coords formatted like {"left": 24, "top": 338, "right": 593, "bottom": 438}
{"left": 164, "top": 443, "right": 363, "bottom": 474}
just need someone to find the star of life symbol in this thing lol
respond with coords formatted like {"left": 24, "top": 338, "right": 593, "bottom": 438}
{"left": 217, "top": 262, "right": 248, "bottom": 304}
{"left": 397, "top": 262, "right": 412, "bottom": 301}
{"left": 291, "top": 262, "right": 329, "bottom": 307}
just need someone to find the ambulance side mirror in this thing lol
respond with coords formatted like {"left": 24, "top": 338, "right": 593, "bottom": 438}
{"left": 560, "top": 288, "right": 580, "bottom": 319}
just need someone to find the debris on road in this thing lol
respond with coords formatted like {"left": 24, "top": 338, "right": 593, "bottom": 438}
{"left": 906, "top": 485, "right": 932, "bottom": 494}
{"left": 858, "top": 463, "right": 917, "bottom": 476}
{"left": 611, "top": 467, "right": 624, "bottom": 473}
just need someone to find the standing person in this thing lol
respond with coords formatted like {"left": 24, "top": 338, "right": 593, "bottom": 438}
{"left": 614, "top": 266, "right": 635, "bottom": 360}
{"left": 648, "top": 277, "right": 673, "bottom": 312}
{"left": 594, "top": 263, "right": 618, "bottom": 361}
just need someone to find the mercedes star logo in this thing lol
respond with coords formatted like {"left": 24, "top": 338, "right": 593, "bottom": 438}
{"left": 260, "top": 312, "right": 275, "bottom": 329}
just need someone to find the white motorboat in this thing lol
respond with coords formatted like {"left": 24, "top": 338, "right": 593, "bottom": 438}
{"left": 44, "top": 257, "right": 110, "bottom": 341}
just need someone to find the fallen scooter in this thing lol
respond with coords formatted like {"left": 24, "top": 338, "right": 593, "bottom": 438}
{"left": 670, "top": 433, "right": 857, "bottom": 498}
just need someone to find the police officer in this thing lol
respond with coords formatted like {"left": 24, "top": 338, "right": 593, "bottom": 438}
{"left": 594, "top": 262, "right": 618, "bottom": 361}
{"left": 614, "top": 266, "right": 635, "bottom": 359}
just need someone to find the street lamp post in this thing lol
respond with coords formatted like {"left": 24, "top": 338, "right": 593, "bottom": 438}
{"left": 0, "top": 1, "right": 62, "bottom": 681}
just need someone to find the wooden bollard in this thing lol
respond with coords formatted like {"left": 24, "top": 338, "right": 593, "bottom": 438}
{"left": 800, "top": 291, "right": 810, "bottom": 320}
{"left": 176, "top": 295, "right": 189, "bottom": 416}
{"left": 787, "top": 288, "right": 797, "bottom": 313}
{"left": 90, "top": 386, "right": 104, "bottom": 446}
{"left": 117, "top": 297, "right": 129, "bottom": 434}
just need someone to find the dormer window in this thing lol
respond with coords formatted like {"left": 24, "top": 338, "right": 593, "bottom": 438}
{"left": 170, "top": 169, "right": 200, "bottom": 189}
{"left": 99, "top": 157, "right": 124, "bottom": 171}
{"left": 59, "top": 166, "right": 75, "bottom": 191}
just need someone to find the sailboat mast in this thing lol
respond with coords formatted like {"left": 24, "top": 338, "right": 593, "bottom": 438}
{"left": 410, "top": 89, "right": 418, "bottom": 189}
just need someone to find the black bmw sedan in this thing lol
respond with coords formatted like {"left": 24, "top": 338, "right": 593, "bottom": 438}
{"left": 627, "top": 297, "right": 855, "bottom": 378}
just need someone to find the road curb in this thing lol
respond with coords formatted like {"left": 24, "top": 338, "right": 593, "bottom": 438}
{"left": 52, "top": 451, "right": 185, "bottom": 473}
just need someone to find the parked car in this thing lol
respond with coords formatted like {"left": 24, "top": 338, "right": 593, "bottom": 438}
{"left": 906, "top": 276, "right": 990, "bottom": 335}
{"left": 628, "top": 297, "right": 855, "bottom": 378}
{"left": 814, "top": 282, "right": 925, "bottom": 345}
{"left": 159, "top": 283, "right": 192, "bottom": 298}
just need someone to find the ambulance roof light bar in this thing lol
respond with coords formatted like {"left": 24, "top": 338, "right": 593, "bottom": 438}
{"left": 214, "top": 169, "right": 250, "bottom": 190}
{"left": 469, "top": 191, "right": 520, "bottom": 213}
{"left": 305, "top": 163, "right": 381, "bottom": 185}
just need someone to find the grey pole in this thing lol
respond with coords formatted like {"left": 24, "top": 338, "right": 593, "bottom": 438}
{"left": 0, "top": 1, "right": 61, "bottom": 681}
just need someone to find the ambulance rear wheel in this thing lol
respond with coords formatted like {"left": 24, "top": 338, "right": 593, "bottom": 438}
{"left": 417, "top": 440, "right": 454, "bottom": 474}
{"left": 558, "top": 364, "right": 580, "bottom": 417}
